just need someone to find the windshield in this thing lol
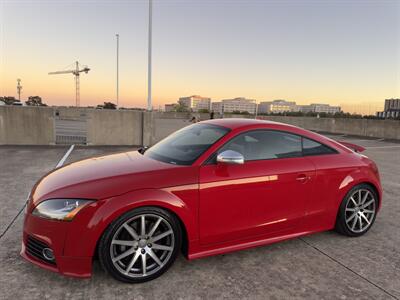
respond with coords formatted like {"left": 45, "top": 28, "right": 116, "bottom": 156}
{"left": 144, "top": 123, "right": 230, "bottom": 165}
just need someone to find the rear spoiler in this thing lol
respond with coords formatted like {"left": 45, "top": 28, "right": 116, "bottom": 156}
{"left": 337, "top": 141, "right": 366, "bottom": 153}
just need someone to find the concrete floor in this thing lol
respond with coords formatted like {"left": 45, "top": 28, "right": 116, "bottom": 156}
{"left": 0, "top": 136, "right": 399, "bottom": 299}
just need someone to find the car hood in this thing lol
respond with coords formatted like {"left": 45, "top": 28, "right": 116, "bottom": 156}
{"left": 31, "top": 151, "right": 197, "bottom": 204}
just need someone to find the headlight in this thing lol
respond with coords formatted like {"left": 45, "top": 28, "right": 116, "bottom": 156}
{"left": 32, "top": 199, "right": 94, "bottom": 221}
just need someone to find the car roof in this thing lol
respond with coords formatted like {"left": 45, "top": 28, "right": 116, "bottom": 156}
{"left": 201, "top": 118, "right": 290, "bottom": 130}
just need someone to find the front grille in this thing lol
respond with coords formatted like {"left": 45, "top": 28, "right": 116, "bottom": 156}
{"left": 26, "top": 236, "right": 56, "bottom": 266}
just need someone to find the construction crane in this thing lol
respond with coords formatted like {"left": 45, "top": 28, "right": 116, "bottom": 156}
{"left": 49, "top": 61, "right": 90, "bottom": 107}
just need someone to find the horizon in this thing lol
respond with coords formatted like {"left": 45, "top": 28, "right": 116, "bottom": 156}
{"left": 1, "top": 0, "right": 399, "bottom": 115}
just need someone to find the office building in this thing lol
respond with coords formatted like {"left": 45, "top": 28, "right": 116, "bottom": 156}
{"left": 211, "top": 102, "right": 223, "bottom": 114}
{"left": 221, "top": 97, "right": 257, "bottom": 114}
{"left": 258, "top": 100, "right": 296, "bottom": 114}
{"left": 377, "top": 98, "right": 400, "bottom": 118}
{"left": 179, "top": 95, "right": 211, "bottom": 112}
{"left": 164, "top": 104, "right": 176, "bottom": 112}
{"left": 295, "top": 103, "right": 341, "bottom": 114}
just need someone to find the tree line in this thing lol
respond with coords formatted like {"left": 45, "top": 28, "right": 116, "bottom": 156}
{"left": 0, "top": 96, "right": 47, "bottom": 106}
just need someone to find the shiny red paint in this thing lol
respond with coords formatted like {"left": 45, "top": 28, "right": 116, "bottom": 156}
{"left": 21, "top": 119, "right": 382, "bottom": 278}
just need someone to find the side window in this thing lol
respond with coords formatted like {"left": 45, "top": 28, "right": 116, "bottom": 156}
{"left": 302, "top": 138, "right": 336, "bottom": 156}
{"left": 218, "top": 130, "right": 302, "bottom": 161}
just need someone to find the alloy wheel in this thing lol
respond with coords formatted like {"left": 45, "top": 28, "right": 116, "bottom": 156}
{"left": 110, "top": 213, "right": 175, "bottom": 278}
{"left": 345, "top": 189, "right": 376, "bottom": 233}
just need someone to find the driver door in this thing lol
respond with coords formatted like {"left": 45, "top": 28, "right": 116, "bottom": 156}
{"left": 199, "top": 130, "right": 315, "bottom": 245}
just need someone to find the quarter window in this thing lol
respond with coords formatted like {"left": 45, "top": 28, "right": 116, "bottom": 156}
{"left": 218, "top": 130, "right": 302, "bottom": 161}
{"left": 302, "top": 138, "right": 336, "bottom": 156}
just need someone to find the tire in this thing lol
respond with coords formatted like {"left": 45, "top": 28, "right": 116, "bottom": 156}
{"left": 335, "top": 183, "right": 378, "bottom": 237}
{"left": 98, "top": 206, "right": 182, "bottom": 283}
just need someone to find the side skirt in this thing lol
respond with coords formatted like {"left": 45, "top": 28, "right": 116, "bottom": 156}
{"left": 187, "top": 227, "right": 332, "bottom": 260}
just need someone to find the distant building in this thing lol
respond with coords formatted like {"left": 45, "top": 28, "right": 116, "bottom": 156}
{"left": 179, "top": 95, "right": 211, "bottom": 112}
{"left": 313, "top": 103, "right": 341, "bottom": 114}
{"left": 221, "top": 97, "right": 257, "bottom": 114}
{"left": 258, "top": 100, "right": 296, "bottom": 114}
{"left": 377, "top": 98, "right": 400, "bottom": 118}
{"left": 384, "top": 98, "right": 400, "bottom": 111}
{"left": 295, "top": 103, "right": 341, "bottom": 114}
{"left": 211, "top": 102, "right": 223, "bottom": 114}
{"left": 164, "top": 104, "right": 176, "bottom": 112}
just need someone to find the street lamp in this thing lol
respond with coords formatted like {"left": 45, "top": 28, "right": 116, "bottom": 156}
{"left": 147, "top": 0, "right": 153, "bottom": 111}
{"left": 116, "top": 33, "right": 119, "bottom": 108}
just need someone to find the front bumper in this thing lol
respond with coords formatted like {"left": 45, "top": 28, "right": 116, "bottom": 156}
{"left": 21, "top": 210, "right": 92, "bottom": 278}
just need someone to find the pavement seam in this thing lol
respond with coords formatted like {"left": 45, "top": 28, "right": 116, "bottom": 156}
{"left": 299, "top": 237, "right": 399, "bottom": 300}
{"left": 0, "top": 145, "right": 75, "bottom": 241}
{"left": 0, "top": 202, "right": 26, "bottom": 240}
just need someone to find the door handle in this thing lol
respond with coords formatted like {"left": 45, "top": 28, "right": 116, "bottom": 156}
{"left": 296, "top": 174, "right": 310, "bottom": 183}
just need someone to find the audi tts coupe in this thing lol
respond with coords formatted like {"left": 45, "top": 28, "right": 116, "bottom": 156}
{"left": 21, "top": 119, "right": 382, "bottom": 283}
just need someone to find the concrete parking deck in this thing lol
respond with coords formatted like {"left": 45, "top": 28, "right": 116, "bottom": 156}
{"left": 0, "top": 136, "right": 399, "bottom": 299}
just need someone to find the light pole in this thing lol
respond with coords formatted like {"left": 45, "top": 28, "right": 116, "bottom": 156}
{"left": 116, "top": 33, "right": 119, "bottom": 108}
{"left": 17, "top": 79, "right": 22, "bottom": 101}
{"left": 147, "top": 0, "right": 153, "bottom": 111}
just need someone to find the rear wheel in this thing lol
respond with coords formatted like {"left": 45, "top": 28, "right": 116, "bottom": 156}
{"left": 98, "top": 207, "right": 182, "bottom": 283}
{"left": 335, "top": 184, "right": 378, "bottom": 237}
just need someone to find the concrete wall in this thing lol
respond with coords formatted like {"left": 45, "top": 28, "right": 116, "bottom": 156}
{"left": 0, "top": 106, "right": 54, "bottom": 145}
{"left": 152, "top": 112, "right": 190, "bottom": 143}
{"left": 87, "top": 110, "right": 143, "bottom": 145}
{"left": 0, "top": 106, "right": 399, "bottom": 145}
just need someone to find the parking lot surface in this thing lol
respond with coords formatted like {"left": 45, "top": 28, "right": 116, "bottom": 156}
{"left": 0, "top": 136, "right": 399, "bottom": 299}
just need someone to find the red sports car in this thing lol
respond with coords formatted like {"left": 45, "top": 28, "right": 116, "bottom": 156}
{"left": 21, "top": 119, "right": 382, "bottom": 283}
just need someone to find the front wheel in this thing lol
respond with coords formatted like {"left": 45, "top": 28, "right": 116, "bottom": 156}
{"left": 335, "top": 184, "right": 378, "bottom": 237}
{"left": 98, "top": 207, "right": 182, "bottom": 283}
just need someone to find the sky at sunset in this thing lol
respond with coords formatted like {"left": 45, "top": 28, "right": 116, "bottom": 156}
{"left": 1, "top": 0, "right": 399, "bottom": 114}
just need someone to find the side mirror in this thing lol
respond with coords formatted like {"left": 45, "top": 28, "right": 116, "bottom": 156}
{"left": 217, "top": 150, "right": 244, "bottom": 165}
{"left": 138, "top": 146, "right": 149, "bottom": 154}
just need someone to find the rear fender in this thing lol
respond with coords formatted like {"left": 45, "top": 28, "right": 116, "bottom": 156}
{"left": 336, "top": 168, "right": 382, "bottom": 215}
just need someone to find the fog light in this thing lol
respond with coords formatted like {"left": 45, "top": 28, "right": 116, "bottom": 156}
{"left": 42, "top": 248, "right": 55, "bottom": 261}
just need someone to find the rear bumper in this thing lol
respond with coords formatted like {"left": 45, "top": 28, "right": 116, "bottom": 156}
{"left": 21, "top": 212, "right": 93, "bottom": 278}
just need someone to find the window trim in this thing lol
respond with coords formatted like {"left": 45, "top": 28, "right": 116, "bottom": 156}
{"left": 204, "top": 129, "right": 338, "bottom": 165}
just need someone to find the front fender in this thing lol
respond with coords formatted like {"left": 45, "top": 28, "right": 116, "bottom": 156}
{"left": 64, "top": 187, "right": 198, "bottom": 258}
